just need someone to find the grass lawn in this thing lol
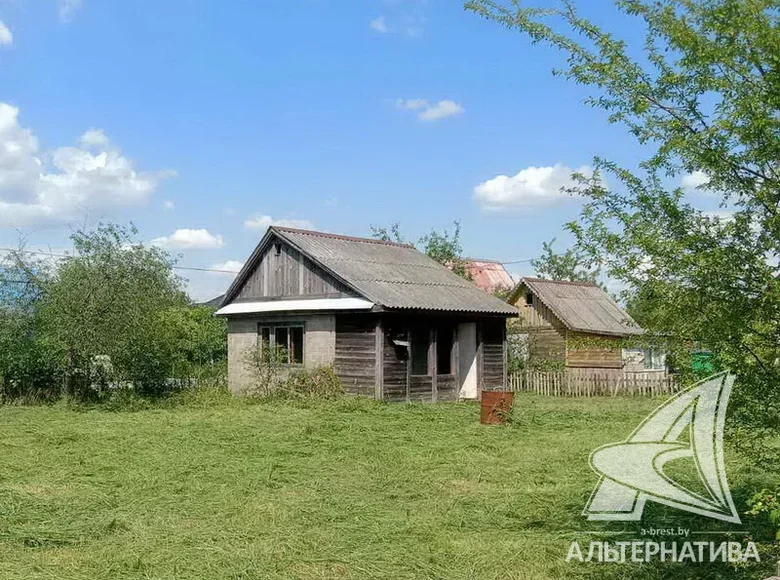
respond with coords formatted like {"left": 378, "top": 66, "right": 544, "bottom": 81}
{"left": 0, "top": 393, "right": 776, "bottom": 579}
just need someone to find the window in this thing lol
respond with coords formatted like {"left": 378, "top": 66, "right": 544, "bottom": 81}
{"left": 410, "top": 328, "right": 430, "bottom": 375}
{"left": 273, "top": 242, "right": 282, "bottom": 256}
{"left": 437, "top": 328, "right": 453, "bottom": 375}
{"left": 258, "top": 323, "right": 304, "bottom": 365}
{"left": 525, "top": 292, "right": 533, "bottom": 306}
{"left": 643, "top": 348, "right": 665, "bottom": 370}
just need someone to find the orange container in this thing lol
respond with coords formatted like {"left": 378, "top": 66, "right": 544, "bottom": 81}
{"left": 480, "top": 390, "right": 514, "bottom": 424}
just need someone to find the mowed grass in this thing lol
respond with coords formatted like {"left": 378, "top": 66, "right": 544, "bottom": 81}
{"left": 0, "top": 393, "right": 776, "bottom": 580}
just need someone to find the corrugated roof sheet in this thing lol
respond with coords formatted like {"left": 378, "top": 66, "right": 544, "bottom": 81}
{"left": 463, "top": 259, "right": 514, "bottom": 294}
{"left": 521, "top": 277, "right": 642, "bottom": 336}
{"left": 271, "top": 227, "right": 518, "bottom": 315}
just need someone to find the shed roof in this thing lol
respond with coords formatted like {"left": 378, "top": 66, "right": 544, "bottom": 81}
{"left": 516, "top": 277, "right": 642, "bottom": 336}
{"left": 223, "top": 227, "right": 518, "bottom": 316}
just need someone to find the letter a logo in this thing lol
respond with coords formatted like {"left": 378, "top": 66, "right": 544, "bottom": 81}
{"left": 584, "top": 372, "right": 741, "bottom": 524}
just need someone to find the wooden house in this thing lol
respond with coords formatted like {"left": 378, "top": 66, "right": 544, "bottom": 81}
{"left": 508, "top": 277, "right": 645, "bottom": 374}
{"left": 216, "top": 227, "right": 518, "bottom": 401}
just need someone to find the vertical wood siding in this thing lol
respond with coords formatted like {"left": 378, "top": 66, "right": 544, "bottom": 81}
{"left": 237, "top": 237, "right": 355, "bottom": 301}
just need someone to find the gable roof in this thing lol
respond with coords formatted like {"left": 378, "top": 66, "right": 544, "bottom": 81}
{"left": 462, "top": 259, "right": 514, "bottom": 294}
{"left": 514, "top": 277, "right": 642, "bottom": 336}
{"left": 222, "top": 227, "right": 518, "bottom": 316}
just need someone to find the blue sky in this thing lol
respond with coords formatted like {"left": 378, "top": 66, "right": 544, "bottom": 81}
{"left": 0, "top": 0, "right": 717, "bottom": 300}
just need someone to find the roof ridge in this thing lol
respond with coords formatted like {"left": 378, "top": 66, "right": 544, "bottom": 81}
{"left": 462, "top": 257, "right": 504, "bottom": 264}
{"left": 522, "top": 276, "right": 598, "bottom": 288}
{"left": 356, "top": 278, "right": 472, "bottom": 287}
{"left": 272, "top": 226, "right": 415, "bottom": 248}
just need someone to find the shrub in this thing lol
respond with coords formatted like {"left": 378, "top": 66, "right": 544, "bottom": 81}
{"left": 282, "top": 366, "right": 344, "bottom": 400}
{"left": 242, "top": 346, "right": 343, "bottom": 401}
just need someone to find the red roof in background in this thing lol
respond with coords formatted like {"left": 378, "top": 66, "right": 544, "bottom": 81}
{"left": 463, "top": 259, "right": 514, "bottom": 294}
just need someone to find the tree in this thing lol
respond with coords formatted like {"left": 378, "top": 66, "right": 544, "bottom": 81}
{"left": 0, "top": 246, "right": 59, "bottom": 401}
{"left": 371, "top": 221, "right": 471, "bottom": 279}
{"left": 466, "top": 0, "right": 780, "bottom": 462}
{"left": 531, "top": 238, "right": 600, "bottom": 283}
{"left": 38, "top": 223, "right": 189, "bottom": 397}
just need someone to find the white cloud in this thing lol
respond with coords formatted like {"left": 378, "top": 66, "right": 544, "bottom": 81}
{"left": 395, "top": 98, "right": 429, "bottom": 111}
{"left": 0, "top": 20, "right": 13, "bottom": 46}
{"left": 80, "top": 128, "right": 109, "bottom": 149}
{"left": 244, "top": 215, "right": 314, "bottom": 231}
{"left": 418, "top": 100, "right": 464, "bottom": 121}
{"left": 369, "top": 16, "right": 389, "bottom": 33}
{"left": 59, "top": 0, "right": 83, "bottom": 23}
{"left": 163, "top": 200, "right": 175, "bottom": 210}
{"left": 151, "top": 228, "right": 225, "bottom": 250}
{"left": 473, "top": 163, "right": 592, "bottom": 211}
{"left": 0, "top": 102, "right": 173, "bottom": 227}
{"left": 681, "top": 170, "right": 711, "bottom": 193}
{"left": 368, "top": 1, "right": 427, "bottom": 37}
{"left": 209, "top": 260, "right": 244, "bottom": 278}
{"left": 394, "top": 99, "right": 464, "bottom": 122}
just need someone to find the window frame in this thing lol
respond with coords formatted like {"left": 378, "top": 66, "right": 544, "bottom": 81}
{"left": 643, "top": 348, "right": 665, "bottom": 371}
{"left": 258, "top": 322, "right": 305, "bottom": 366}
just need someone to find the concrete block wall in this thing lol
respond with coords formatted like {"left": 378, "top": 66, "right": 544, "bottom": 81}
{"left": 226, "top": 313, "right": 336, "bottom": 395}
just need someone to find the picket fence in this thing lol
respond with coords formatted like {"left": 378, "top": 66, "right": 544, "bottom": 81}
{"left": 507, "top": 371, "right": 678, "bottom": 397}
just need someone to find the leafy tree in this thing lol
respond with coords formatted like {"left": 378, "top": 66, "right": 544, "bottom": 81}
{"left": 371, "top": 221, "right": 471, "bottom": 278}
{"left": 159, "top": 305, "right": 227, "bottom": 378}
{"left": 531, "top": 238, "right": 600, "bottom": 283}
{"left": 0, "top": 224, "right": 228, "bottom": 401}
{"left": 370, "top": 222, "right": 407, "bottom": 244}
{"left": 38, "top": 223, "right": 189, "bottom": 397}
{"left": 466, "top": 0, "right": 780, "bottom": 462}
{"left": 0, "top": 247, "right": 59, "bottom": 401}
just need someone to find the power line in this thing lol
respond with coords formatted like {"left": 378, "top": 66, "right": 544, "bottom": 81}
{"left": 0, "top": 247, "right": 242, "bottom": 275}
{"left": 0, "top": 247, "right": 536, "bottom": 273}
{"left": 500, "top": 258, "right": 535, "bottom": 265}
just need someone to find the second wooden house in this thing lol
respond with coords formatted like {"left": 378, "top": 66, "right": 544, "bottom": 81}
{"left": 508, "top": 277, "right": 646, "bottom": 375}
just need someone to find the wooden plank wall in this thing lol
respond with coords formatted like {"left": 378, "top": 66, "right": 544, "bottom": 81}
{"left": 383, "top": 328, "right": 408, "bottom": 402}
{"left": 437, "top": 375, "right": 457, "bottom": 402}
{"left": 236, "top": 237, "right": 354, "bottom": 301}
{"left": 409, "top": 375, "right": 433, "bottom": 402}
{"left": 334, "top": 315, "right": 376, "bottom": 397}
{"left": 511, "top": 289, "right": 567, "bottom": 364}
{"left": 566, "top": 332, "right": 623, "bottom": 369}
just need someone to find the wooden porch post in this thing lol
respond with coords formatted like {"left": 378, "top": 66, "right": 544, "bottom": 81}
{"left": 453, "top": 326, "right": 460, "bottom": 396}
{"left": 502, "top": 322, "right": 508, "bottom": 387}
{"left": 374, "top": 316, "right": 384, "bottom": 400}
{"left": 430, "top": 328, "right": 437, "bottom": 403}
{"left": 405, "top": 328, "right": 411, "bottom": 403}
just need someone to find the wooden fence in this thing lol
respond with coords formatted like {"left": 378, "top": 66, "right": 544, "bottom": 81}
{"left": 507, "top": 371, "right": 678, "bottom": 397}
